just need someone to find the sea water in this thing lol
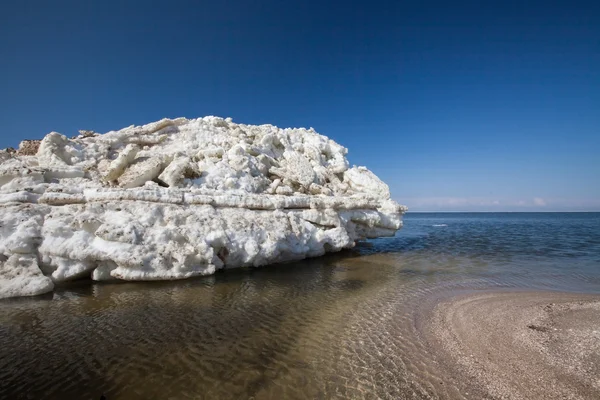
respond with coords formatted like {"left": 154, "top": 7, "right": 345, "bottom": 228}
{"left": 1, "top": 213, "right": 599, "bottom": 399}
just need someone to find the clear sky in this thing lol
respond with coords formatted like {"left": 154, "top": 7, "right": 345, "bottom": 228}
{"left": 1, "top": 0, "right": 599, "bottom": 211}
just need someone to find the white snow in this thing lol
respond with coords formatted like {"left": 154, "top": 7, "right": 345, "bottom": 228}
{"left": 0, "top": 116, "right": 406, "bottom": 298}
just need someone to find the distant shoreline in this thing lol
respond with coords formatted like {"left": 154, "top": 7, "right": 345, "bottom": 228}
{"left": 405, "top": 210, "right": 600, "bottom": 213}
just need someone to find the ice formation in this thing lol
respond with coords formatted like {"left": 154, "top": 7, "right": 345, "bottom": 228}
{"left": 0, "top": 117, "right": 406, "bottom": 298}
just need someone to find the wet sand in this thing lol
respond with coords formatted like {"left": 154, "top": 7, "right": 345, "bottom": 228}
{"left": 422, "top": 291, "right": 600, "bottom": 399}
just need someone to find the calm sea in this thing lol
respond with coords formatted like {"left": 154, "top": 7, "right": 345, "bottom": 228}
{"left": 1, "top": 212, "right": 599, "bottom": 399}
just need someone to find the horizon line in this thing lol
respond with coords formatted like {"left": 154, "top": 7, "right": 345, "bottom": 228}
{"left": 405, "top": 210, "right": 600, "bottom": 213}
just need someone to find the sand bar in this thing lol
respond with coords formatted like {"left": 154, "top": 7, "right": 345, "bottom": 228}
{"left": 420, "top": 290, "right": 600, "bottom": 399}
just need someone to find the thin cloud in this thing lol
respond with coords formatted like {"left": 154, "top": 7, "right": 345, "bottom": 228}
{"left": 399, "top": 196, "right": 572, "bottom": 211}
{"left": 403, "top": 197, "right": 504, "bottom": 210}
{"left": 397, "top": 196, "right": 600, "bottom": 211}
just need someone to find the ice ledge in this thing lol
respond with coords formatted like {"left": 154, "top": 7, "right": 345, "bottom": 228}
{"left": 5, "top": 188, "right": 402, "bottom": 211}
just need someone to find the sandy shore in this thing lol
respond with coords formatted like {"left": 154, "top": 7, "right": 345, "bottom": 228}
{"left": 421, "top": 291, "right": 600, "bottom": 399}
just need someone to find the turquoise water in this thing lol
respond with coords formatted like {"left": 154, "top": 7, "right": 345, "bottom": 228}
{"left": 1, "top": 212, "right": 599, "bottom": 399}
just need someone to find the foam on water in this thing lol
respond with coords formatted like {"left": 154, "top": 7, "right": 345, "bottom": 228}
{"left": 0, "top": 212, "right": 599, "bottom": 399}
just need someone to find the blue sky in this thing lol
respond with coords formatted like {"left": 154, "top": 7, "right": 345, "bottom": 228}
{"left": 1, "top": 0, "right": 599, "bottom": 211}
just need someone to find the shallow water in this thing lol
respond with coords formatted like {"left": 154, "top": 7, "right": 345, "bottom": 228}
{"left": 1, "top": 212, "right": 599, "bottom": 399}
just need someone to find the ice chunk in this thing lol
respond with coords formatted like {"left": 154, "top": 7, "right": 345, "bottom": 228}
{"left": 0, "top": 116, "right": 406, "bottom": 298}
{"left": 0, "top": 254, "right": 54, "bottom": 299}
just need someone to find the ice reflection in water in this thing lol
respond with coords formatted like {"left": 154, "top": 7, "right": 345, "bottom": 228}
{"left": 1, "top": 213, "right": 599, "bottom": 399}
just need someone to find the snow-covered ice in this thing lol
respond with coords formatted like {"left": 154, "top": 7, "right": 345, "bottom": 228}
{"left": 0, "top": 116, "right": 406, "bottom": 298}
